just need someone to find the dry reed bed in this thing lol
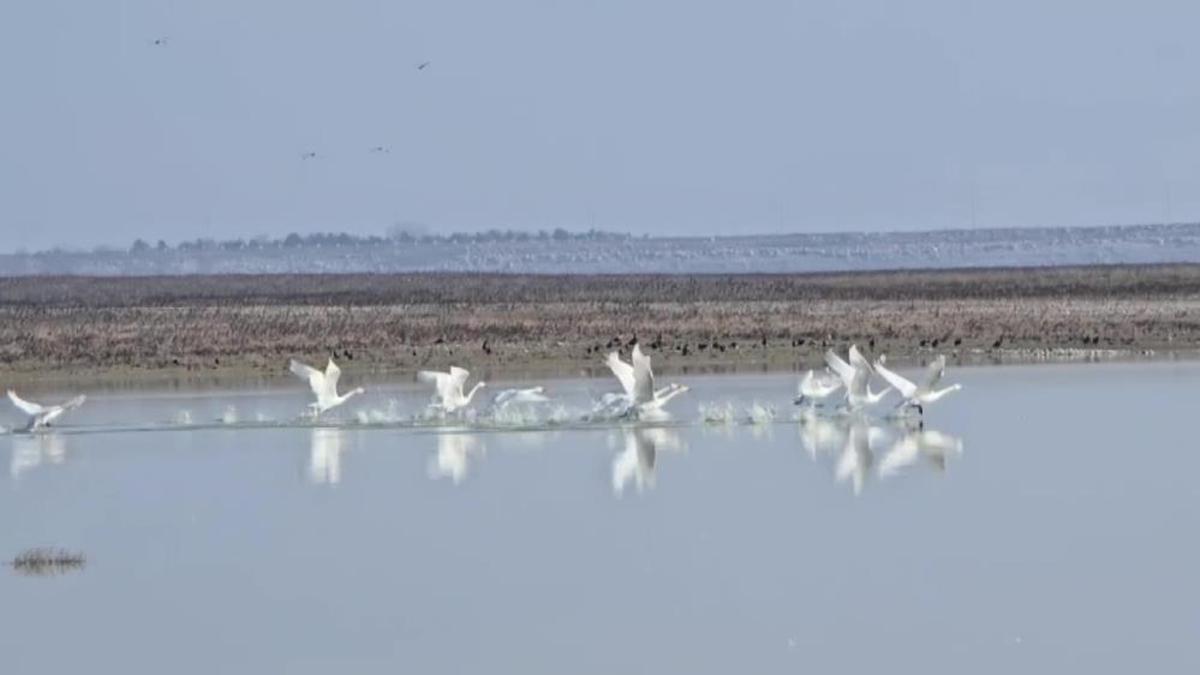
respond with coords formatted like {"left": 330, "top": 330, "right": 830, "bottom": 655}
{"left": 1, "top": 266, "right": 1198, "bottom": 375}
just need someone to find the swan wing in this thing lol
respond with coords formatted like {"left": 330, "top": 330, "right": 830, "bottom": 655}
{"left": 848, "top": 344, "right": 873, "bottom": 373}
{"left": 323, "top": 359, "right": 343, "bottom": 397}
{"left": 922, "top": 355, "right": 946, "bottom": 389}
{"left": 289, "top": 360, "right": 325, "bottom": 395}
{"left": 873, "top": 361, "right": 917, "bottom": 399}
{"left": 606, "top": 352, "right": 636, "bottom": 397}
{"left": 7, "top": 391, "right": 46, "bottom": 416}
{"left": 418, "top": 370, "right": 454, "bottom": 402}
{"left": 60, "top": 395, "right": 86, "bottom": 411}
{"left": 631, "top": 345, "right": 655, "bottom": 404}
{"left": 824, "top": 350, "right": 855, "bottom": 387}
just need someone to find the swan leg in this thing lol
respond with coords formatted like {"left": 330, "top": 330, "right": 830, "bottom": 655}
{"left": 793, "top": 395, "right": 806, "bottom": 406}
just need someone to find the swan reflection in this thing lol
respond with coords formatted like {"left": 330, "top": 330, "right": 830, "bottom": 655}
{"left": 308, "top": 427, "right": 347, "bottom": 484}
{"left": 879, "top": 425, "right": 964, "bottom": 477}
{"left": 798, "top": 414, "right": 964, "bottom": 495}
{"left": 428, "top": 432, "right": 485, "bottom": 484}
{"left": 612, "top": 426, "right": 683, "bottom": 497}
{"left": 10, "top": 433, "right": 67, "bottom": 479}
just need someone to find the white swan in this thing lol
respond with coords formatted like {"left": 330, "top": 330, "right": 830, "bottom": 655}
{"left": 604, "top": 345, "right": 688, "bottom": 416}
{"left": 418, "top": 366, "right": 486, "bottom": 413}
{"left": 289, "top": 358, "right": 365, "bottom": 416}
{"left": 490, "top": 386, "right": 550, "bottom": 409}
{"left": 873, "top": 354, "right": 963, "bottom": 415}
{"left": 7, "top": 391, "right": 86, "bottom": 431}
{"left": 794, "top": 369, "right": 843, "bottom": 407}
{"left": 824, "top": 345, "right": 890, "bottom": 410}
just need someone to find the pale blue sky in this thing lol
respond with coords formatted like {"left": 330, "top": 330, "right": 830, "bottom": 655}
{"left": 2, "top": 0, "right": 1198, "bottom": 251}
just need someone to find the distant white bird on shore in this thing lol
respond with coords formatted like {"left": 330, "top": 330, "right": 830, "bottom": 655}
{"left": 6, "top": 391, "right": 86, "bottom": 431}
{"left": 289, "top": 358, "right": 365, "bottom": 416}
{"left": 794, "top": 369, "right": 843, "bottom": 407}
{"left": 604, "top": 345, "right": 688, "bottom": 416}
{"left": 825, "top": 345, "right": 889, "bottom": 410}
{"left": 418, "top": 366, "right": 486, "bottom": 413}
{"left": 873, "top": 354, "right": 963, "bottom": 415}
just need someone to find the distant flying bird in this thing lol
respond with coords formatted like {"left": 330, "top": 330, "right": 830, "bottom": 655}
{"left": 416, "top": 61, "right": 431, "bottom": 70}
{"left": 370, "top": 145, "right": 389, "bottom": 153}
{"left": 151, "top": 37, "right": 169, "bottom": 46}
{"left": 300, "top": 151, "right": 318, "bottom": 160}
{"left": 289, "top": 358, "right": 365, "bottom": 416}
{"left": 7, "top": 391, "right": 86, "bottom": 431}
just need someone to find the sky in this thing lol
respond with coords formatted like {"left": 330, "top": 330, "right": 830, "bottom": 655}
{"left": 2, "top": 0, "right": 1199, "bottom": 251}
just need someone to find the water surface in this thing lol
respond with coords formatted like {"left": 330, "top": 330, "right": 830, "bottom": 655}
{"left": 1, "top": 363, "right": 1197, "bottom": 673}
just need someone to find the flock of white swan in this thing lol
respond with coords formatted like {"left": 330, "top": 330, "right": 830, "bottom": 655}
{"left": 4, "top": 342, "right": 961, "bottom": 431}
{"left": 5, "top": 344, "right": 964, "bottom": 496}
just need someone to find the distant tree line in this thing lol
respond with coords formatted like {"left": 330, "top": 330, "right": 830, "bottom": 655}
{"left": 34, "top": 228, "right": 632, "bottom": 256}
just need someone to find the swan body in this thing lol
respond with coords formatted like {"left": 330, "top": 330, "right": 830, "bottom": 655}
{"left": 289, "top": 358, "right": 365, "bottom": 415}
{"left": 418, "top": 366, "right": 486, "bottom": 413}
{"left": 873, "top": 354, "right": 962, "bottom": 415}
{"left": 490, "top": 386, "right": 550, "bottom": 409}
{"left": 794, "top": 369, "right": 843, "bottom": 406}
{"left": 825, "top": 345, "right": 890, "bottom": 410}
{"left": 604, "top": 346, "right": 688, "bottom": 416}
{"left": 7, "top": 391, "right": 86, "bottom": 431}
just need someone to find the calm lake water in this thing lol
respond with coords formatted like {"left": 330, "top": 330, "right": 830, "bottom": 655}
{"left": 1, "top": 362, "right": 1198, "bottom": 673}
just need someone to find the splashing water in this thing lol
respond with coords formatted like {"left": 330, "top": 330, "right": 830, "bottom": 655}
{"left": 220, "top": 406, "right": 238, "bottom": 425}
{"left": 173, "top": 410, "right": 194, "bottom": 426}
{"left": 699, "top": 402, "right": 737, "bottom": 425}
{"left": 745, "top": 402, "right": 776, "bottom": 425}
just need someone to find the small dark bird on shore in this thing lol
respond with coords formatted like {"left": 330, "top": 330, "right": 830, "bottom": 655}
{"left": 992, "top": 336, "right": 1004, "bottom": 349}
{"left": 954, "top": 337, "right": 962, "bottom": 346}
{"left": 482, "top": 339, "right": 492, "bottom": 355}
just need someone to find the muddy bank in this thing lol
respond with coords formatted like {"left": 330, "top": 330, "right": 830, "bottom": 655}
{"left": 1, "top": 265, "right": 1198, "bottom": 383}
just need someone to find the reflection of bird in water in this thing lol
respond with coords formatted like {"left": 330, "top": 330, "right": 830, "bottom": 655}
{"left": 308, "top": 427, "right": 346, "bottom": 485}
{"left": 612, "top": 427, "right": 683, "bottom": 496}
{"left": 10, "top": 434, "right": 67, "bottom": 479}
{"left": 796, "top": 409, "right": 847, "bottom": 460}
{"left": 878, "top": 424, "right": 963, "bottom": 477}
{"left": 428, "top": 433, "right": 485, "bottom": 484}
{"left": 873, "top": 354, "right": 963, "bottom": 416}
{"left": 835, "top": 422, "right": 877, "bottom": 496}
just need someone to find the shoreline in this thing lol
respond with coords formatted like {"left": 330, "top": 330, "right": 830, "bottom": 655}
{"left": 2, "top": 265, "right": 1198, "bottom": 385}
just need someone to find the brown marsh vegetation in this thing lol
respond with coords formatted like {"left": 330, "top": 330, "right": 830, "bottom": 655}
{"left": 1, "top": 265, "right": 1198, "bottom": 378}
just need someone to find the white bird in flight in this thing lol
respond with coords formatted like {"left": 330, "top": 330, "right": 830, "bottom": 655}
{"left": 6, "top": 391, "right": 86, "bottom": 431}
{"left": 794, "top": 369, "right": 843, "bottom": 407}
{"left": 604, "top": 345, "right": 688, "bottom": 416}
{"left": 289, "top": 358, "right": 365, "bottom": 416}
{"left": 418, "top": 366, "right": 487, "bottom": 413}
{"left": 825, "top": 345, "right": 890, "bottom": 411}
{"left": 873, "top": 354, "right": 963, "bottom": 415}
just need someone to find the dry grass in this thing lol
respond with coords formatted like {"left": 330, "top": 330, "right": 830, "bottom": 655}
{"left": 1, "top": 265, "right": 1199, "bottom": 376}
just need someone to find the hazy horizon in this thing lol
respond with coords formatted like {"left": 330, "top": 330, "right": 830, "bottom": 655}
{"left": 3, "top": 1, "right": 1199, "bottom": 253}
